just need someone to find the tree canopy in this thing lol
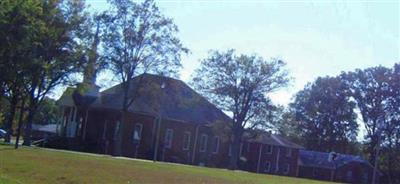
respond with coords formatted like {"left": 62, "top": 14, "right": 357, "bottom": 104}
{"left": 291, "top": 76, "right": 358, "bottom": 153}
{"left": 192, "top": 49, "right": 290, "bottom": 169}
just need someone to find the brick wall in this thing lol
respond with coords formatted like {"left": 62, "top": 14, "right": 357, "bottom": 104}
{"left": 60, "top": 107, "right": 301, "bottom": 178}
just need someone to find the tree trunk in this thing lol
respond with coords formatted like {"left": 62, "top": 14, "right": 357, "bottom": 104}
{"left": 229, "top": 125, "right": 242, "bottom": 170}
{"left": 368, "top": 136, "right": 378, "bottom": 165}
{"left": 229, "top": 136, "right": 239, "bottom": 170}
{"left": 387, "top": 138, "right": 394, "bottom": 184}
{"left": 4, "top": 94, "right": 18, "bottom": 143}
{"left": 15, "top": 101, "right": 25, "bottom": 149}
{"left": 22, "top": 105, "right": 36, "bottom": 146}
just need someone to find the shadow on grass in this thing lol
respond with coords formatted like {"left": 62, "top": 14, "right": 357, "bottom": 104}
{"left": 0, "top": 142, "right": 16, "bottom": 151}
{"left": 0, "top": 147, "right": 15, "bottom": 152}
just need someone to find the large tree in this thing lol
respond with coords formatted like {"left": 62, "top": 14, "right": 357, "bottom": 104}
{"left": 192, "top": 49, "right": 290, "bottom": 169}
{"left": 0, "top": 0, "right": 40, "bottom": 142}
{"left": 342, "top": 65, "right": 400, "bottom": 183}
{"left": 0, "top": 0, "right": 88, "bottom": 146}
{"left": 269, "top": 107, "right": 302, "bottom": 144}
{"left": 341, "top": 67, "right": 392, "bottom": 164}
{"left": 291, "top": 76, "right": 358, "bottom": 153}
{"left": 102, "top": 0, "right": 188, "bottom": 155}
{"left": 376, "top": 64, "right": 400, "bottom": 183}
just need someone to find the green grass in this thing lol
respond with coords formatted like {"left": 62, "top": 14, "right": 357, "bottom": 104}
{"left": 0, "top": 144, "right": 332, "bottom": 184}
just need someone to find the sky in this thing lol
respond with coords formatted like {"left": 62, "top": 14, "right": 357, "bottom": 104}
{"left": 79, "top": 0, "right": 399, "bottom": 139}
{"left": 87, "top": 0, "right": 399, "bottom": 106}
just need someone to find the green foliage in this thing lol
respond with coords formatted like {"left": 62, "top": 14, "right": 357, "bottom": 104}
{"left": 192, "top": 49, "right": 290, "bottom": 169}
{"left": 341, "top": 64, "right": 400, "bottom": 183}
{"left": 102, "top": 0, "right": 188, "bottom": 110}
{"left": 269, "top": 107, "right": 302, "bottom": 144}
{"left": 0, "top": 0, "right": 89, "bottom": 146}
{"left": 192, "top": 50, "right": 290, "bottom": 129}
{"left": 291, "top": 76, "right": 358, "bottom": 153}
{"left": 289, "top": 63, "right": 400, "bottom": 183}
{"left": 32, "top": 98, "right": 59, "bottom": 125}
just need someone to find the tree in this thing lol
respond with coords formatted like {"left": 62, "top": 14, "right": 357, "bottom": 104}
{"left": 102, "top": 0, "right": 188, "bottom": 155}
{"left": 192, "top": 49, "right": 290, "bottom": 169}
{"left": 291, "top": 76, "right": 358, "bottom": 153}
{"left": 0, "top": 0, "right": 40, "bottom": 143}
{"left": 32, "top": 98, "right": 59, "bottom": 125}
{"left": 341, "top": 66, "right": 393, "bottom": 165}
{"left": 5, "top": 0, "right": 87, "bottom": 146}
{"left": 341, "top": 64, "right": 400, "bottom": 183}
{"left": 270, "top": 107, "right": 302, "bottom": 144}
{"left": 379, "top": 63, "right": 400, "bottom": 183}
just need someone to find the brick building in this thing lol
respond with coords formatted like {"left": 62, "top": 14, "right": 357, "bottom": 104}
{"left": 56, "top": 73, "right": 303, "bottom": 177}
{"left": 298, "top": 150, "right": 378, "bottom": 183}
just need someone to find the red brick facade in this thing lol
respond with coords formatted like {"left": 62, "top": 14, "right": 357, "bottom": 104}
{"left": 56, "top": 74, "right": 374, "bottom": 183}
{"left": 58, "top": 106, "right": 300, "bottom": 177}
{"left": 298, "top": 150, "right": 377, "bottom": 183}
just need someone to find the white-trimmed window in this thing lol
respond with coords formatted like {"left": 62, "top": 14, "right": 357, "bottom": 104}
{"left": 313, "top": 168, "right": 318, "bottom": 177}
{"left": 113, "top": 121, "right": 120, "bottom": 140}
{"left": 212, "top": 136, "right": 220, "bottom": 154}
{"left": 199, "top": 134, "right": 208, "bottom": 152}
{"left": 347, "top": 171, "right": 353, "bottom": 180}
{"left": 266, "top": 145, "right": 273, "bottom": 154}
{"left": 164, "top": 128, "right": 174, "bottom": 149}
{"left": 362, "top": 173, "right": 368, "bottom": 182}
{"left": 132, "top": 123, "right": 143, "bottom": 142}
{"left": 183, "top": 131, "right": 191, "bottom": 150}
{"left": 286, "top": 148, "right": 292, "bottom": 157}
{"left": 102, "top": 120, "right": 108, "bottom": 140}
{"left": 265, "top": 161, "right": 271, "bottom": 172}
{"left": 239, "top": 143, "right": 244, "bottom": 156}
{"left": 283, "top": 164, "right": 290, "bottom": 175}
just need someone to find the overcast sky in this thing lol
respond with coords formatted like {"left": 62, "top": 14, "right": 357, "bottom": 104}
{"left": 88, "top": 0, "right": 399, "bottom": 106}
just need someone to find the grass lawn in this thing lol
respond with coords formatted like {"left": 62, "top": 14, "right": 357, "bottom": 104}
{"left": 0, "top": 144, "right": 333, "bottom": 184}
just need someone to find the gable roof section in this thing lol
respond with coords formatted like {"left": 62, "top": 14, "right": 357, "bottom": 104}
{"left": 298, "top": 150, "right": 373, "bottom": 169}
{"left": 57, "top": 87, "right": 76, "bottom": 107}
{"left": 246, "top": 131, "right": 304, "bottom": 149}
{"left": 60, "top": 73, "right": 231, "bottom": 125}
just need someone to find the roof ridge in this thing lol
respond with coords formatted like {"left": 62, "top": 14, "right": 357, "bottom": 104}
{"left": 271, "top": 134, "right": 285, "bottom": 146}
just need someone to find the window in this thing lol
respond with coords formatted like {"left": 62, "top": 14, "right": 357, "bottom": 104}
{"left": 283, "top": 164, "right": 290, "bottom": 175}
{"left": 246, "top": 142, "right": 250, "bottom": 153}
{"left": 312, "top": 168, "right": 318, "bottom": 177}
{"left": 266, "top": 145, "right": 273, "bottom": 154}
{"left": 362, "top": 173, "right": 368, "bottom": 182}
{"left": 286, "top": 148, "right": 292, "bottom": 157}
{"left": 199, "top": 134, "right": 208, "bottom": 152}
{"left": 183, "top": 131, "right": 191, "bottom": 150}
{"left": 265, "top": 161, "right": 271, "bottom": 172}
{"left": 239, "top": 143, "right": 243, "bottom": 156}
{"left": 113, "top": 121, "right": 120, "bottom": 140}
{"left": 346, "top": 171, "right": 353, "bottom": 180}
{"left": 212, "top": 136, "right": 220, "bottom": 154}
{"left": 228, "top": 144, "right": 232, "bottom": 156}
{"left": 102, "top": 120, "right": 108, "bottom": 140}
{"left": 132, "top": 123, "right": 143, "bottom": 142}
{"left": 164, "top": 129, "right": 174, "bottom": 148}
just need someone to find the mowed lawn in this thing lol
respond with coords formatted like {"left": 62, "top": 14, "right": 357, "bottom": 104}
{"left": 0, "top": 144, "right": 332, "bottom": 184}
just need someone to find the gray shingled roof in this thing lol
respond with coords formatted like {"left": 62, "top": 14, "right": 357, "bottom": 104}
{"left": 246, "top": 131, "right": 304, "bottom": 149}
{"left": 299, "top": 150, "right": 373, "bottom": 169}
{"left": 59, "top": 73, "right": 231, "bottom": 125}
